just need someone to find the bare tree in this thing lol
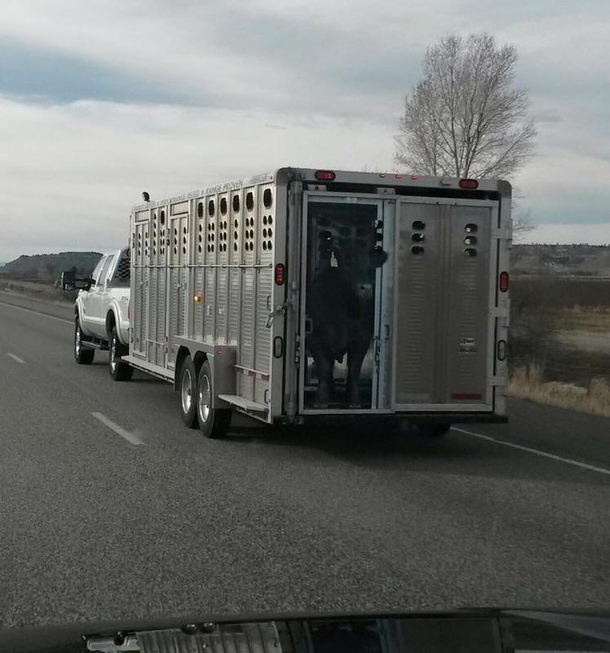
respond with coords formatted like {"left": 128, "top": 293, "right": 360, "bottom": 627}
{"left": 395, "top": 33, "right": 536, "bottom": 180}
{"left": 510, "top": 187, "right": 536, "bottom": 241}
{"left": 512, "top": 205, "right": 535, "bottom": 241}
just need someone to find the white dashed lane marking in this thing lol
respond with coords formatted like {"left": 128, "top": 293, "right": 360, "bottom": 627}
{"left": 453, "top": 426, "right": 610, "bottom": 478}
{"left": 0, "top": 298, "right": 73, "bottom": 324}
{"left": 91, "top": 412, "right": 145, "bottom": 446}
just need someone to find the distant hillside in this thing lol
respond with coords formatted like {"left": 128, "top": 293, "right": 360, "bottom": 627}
{"left": 0, "top": 251, "right": 102, "bottom": 282}
{"left": 511, "top": 244, "right": 610, "bottom": 277}
{"left": 1, "top": 245, "right": 608, "bottom": 282}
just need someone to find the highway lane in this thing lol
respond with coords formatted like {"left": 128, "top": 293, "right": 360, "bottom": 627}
{"left": 0, "top": 293, "right": 609, "bottom": 628}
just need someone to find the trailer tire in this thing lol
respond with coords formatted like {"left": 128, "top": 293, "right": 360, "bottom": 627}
{"left": 74, "top": 316, "right": 94, "bottom": 365}
{"left": 197, "top": 360, "right": 231, "bottom": 439}
{"left": 109, "top": 327, "right": 133, "bottom": 381}
{"left": 179, "top": 356, "right": 199, "bottom": 429}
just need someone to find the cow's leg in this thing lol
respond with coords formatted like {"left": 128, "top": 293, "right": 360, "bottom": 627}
{"left": 346, "top": 336, "right": 370, "bottom": 407}
{"left": 309, "top": 337, "right": 334, "bottom": 407}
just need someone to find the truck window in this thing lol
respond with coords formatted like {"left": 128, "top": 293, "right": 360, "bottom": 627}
{"left": 112, "top": 249, "right": 131, "bottom": 287}
{"left": 98, "top": 255, "right": 116, "bottom": 287}
{"left": 90, "top": 256, "right": 107, "bottom": 285}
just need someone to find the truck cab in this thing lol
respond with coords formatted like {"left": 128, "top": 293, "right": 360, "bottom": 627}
{"left": 74, "top": 248, "right": 132, "bottom": 379}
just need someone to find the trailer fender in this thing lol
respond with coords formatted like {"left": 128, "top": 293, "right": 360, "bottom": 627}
{"left": 174, "top": 347, "right": 191, "bottom": 391}
{"left": 206, "top": 347, "right": 237, "bottom": 408}
{"left": 174, "top": 341, "right": 237, "bottom": 409}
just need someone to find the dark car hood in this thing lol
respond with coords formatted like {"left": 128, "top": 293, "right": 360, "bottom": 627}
{"left": 1, "top": 607, "right": 609, "bottom": 653}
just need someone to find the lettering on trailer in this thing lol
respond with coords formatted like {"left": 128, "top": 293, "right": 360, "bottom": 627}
{"left": 132, "top": 189, "right": 204, "bottom": 212}
{"left": 133, "top": 172, "right": 275, "bottom": 211}
{"left": 205, "top": 179, "right": 244, "bottom": 194}
{"left": 458, "top": 337, "right": 477, "bottom": 353}
{"left": 246, "top": 172, "right": 274, "bottom": 185}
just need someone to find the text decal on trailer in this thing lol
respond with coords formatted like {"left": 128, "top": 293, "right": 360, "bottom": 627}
{"left": 459, "top": 337, "right": 478, "bottom": 353}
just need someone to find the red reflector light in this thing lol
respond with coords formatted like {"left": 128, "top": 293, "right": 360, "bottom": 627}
{"left": 499, "top": 271, "right": 509, "bottom": 292}
{"left": 314, "top": 170, "right": 336, "bottom": 181}
{"left": 275, "top": 263, "right": 286, "bottom": 285}
{"left": 127, "top": 302, "right": 130, "bottom": 321}
{"left": 459, "top": 178, "right": 479, "bottom": 189}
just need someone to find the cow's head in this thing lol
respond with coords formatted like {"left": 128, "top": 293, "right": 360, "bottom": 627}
{"left": 317, "top": 228, "right": 387, "bottom": 300}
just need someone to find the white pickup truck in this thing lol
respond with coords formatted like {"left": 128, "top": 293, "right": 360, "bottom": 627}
{"left": 73, "top": 247, "right": 132, "bottom": 380}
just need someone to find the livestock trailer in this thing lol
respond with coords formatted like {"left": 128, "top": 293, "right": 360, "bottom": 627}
{"left": 124, "top": 168, "right": 511, "bottom": 438}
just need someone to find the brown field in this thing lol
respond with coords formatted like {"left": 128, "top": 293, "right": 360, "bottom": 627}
{"left": 509, "top": 276, "right": 610, "bottom": 415}
{"left": 510, "top": 364, "right": 610, "bottom": 418}
{"left": 547, "top": 306, "right": 610, "bottom": 332}
{"left": 0, "top": 278, "right": 76, "bottom": 304}
{"left": 511, "top": 276, "right": 610, "bottom": 310}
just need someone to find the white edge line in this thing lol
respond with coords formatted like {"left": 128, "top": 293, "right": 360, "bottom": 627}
{"left": 6, "top": 353, "right": 26, "bottom": 364}
{"left": 91, "top": 412, "right": 145, "bottom": 446}
{"left": 452, "top": 426, "right": 610, "bottom": 478}
{"left": 0, "top": 299, "right": 73, "bottom": 324}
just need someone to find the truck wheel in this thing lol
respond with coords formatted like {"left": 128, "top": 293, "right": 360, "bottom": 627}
{"left": 420, "top": 423, "right": 451, "bottom": 437}
{"left": 109, "top": 327, "right": 133, "bottom": 381}
{"left": 197, "top": 360, "right": 231, "bottom": 439}
{"left": 74, "top": 316, "right": 94, "bottom": 365}
{"left": 179, "top": 356, "right": 199, "bottom": 429}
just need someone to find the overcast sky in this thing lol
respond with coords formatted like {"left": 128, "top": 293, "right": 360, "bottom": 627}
{"left": 1, "top": 0, "right": 609, "bottom": 261}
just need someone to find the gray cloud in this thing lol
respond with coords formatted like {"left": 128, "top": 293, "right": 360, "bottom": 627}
{"left": 0, "top": 0, "right": 609, "bottom": 259}
{"left": 0, "top": 41, "right": 187, "bottom": 104}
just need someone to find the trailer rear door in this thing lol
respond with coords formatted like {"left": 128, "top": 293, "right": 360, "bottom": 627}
{"left": 392, "top": 197, "right": 498, "bottom": 412}
{"left": 298, "top": 192, "right": 498, "bottom": 416}
{"left": 300, "top": 195, "right": 386, "bottom": 412}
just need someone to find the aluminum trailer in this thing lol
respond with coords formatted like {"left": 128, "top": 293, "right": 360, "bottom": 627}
{"left": 124, "top": 167, "right": 511, "bottom": 438}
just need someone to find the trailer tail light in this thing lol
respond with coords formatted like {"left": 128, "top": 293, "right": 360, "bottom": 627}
{"left": 499, "top": 271, "right": 509, "bottom": 292}
{"left": 314, "top": 170, "right": 336, "bottom": 181}
{"left": 275, "top": 263, "right": 286, "bottom": 285}
{"left": 459, "top": 179, "right": 479, "bottom": 189}
{"left": 497, "top": 339, "right": 507, "bottom": 361}
{"left": 127, "top": 302, "right": 130, "bottom": 321}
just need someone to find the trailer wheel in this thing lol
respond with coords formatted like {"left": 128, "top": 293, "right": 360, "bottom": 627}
{"left": 197, "top": 360, "right": 231, "bottom": 439}
{"left": 179, "top": 356, "right": 199, "bottom": 429}
{"left": 74, "top": 316, "right": 94, "bottom": 365}
{"left": 109, "top": 327, "right": 133, "bottom": 381}
{"left": 420, "top": 423, "right": 451, "bottom": 437}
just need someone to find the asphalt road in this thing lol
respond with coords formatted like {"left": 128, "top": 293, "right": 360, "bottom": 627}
{"left": 0, "top": 292, "right": 608, "bottom": 629}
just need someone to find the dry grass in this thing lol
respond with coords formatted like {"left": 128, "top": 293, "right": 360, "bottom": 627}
{"left": 512, "top": 276, "right": 610, "bottom": 310}
{"left": 542, "top": 307, "right": 610, "bottom": 333}
{"left": 509, "top": 364, "right": 610, "bottom": 417}
{"left": 1, "top": 280, "right": 75, "bottom": 305}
